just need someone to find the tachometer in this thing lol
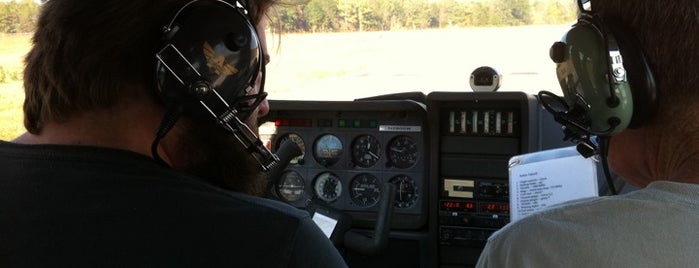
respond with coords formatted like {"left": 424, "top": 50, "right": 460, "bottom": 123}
{"left": 349, "top": 173, "right": 381, "bottom": 207}
{"left": 314, "top": 172, "right": 342, "bottom": 202}
{"left": 276, "top": 170, "right": 305, "bottom": 203}
{"left": 390, "top": 175, "right": 418, "bottom": 208}
{"left": 313, "top": 134, "right": 343, "bottom": 166}
{"left": 386, "top": 135, "right": 419, "bottom": 169}
{"left": 351, "top": 134, "right": 381, "bottom": 168}
{"left": 276, "top": 133, "right": 305, "bottom": 165}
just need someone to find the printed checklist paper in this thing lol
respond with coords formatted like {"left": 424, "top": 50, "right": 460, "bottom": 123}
{"left": 508, "top": 146, "right": 598, "bottom": 222}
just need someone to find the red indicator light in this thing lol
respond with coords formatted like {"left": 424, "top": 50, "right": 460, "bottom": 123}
{"left": 298, "top": 119, "right": 312, "bottom": 127}
{"left": 274, "top": 119, "right": 312, "bottom": 127}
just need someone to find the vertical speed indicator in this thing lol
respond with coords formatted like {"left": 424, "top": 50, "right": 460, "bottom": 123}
{"left": 390, "top": 175, "right": 418, "bottom": 208}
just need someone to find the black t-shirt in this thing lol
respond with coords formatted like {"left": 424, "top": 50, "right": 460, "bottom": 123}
{"left": 0, "top": 141, "right": 347, "bottom": 267}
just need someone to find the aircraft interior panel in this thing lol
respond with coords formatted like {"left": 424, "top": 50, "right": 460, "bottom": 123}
{"left": 426, "top": 92, "right": 567, "bottom": 268}
{"left": 261, "top": 99, "right": 430, "bottom": 230}
{"left": 260, "top": 93, "right": 568, "bottom": 268}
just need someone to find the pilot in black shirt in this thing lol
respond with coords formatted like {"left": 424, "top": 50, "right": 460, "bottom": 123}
{"left": 0, "top": 141, "right": 348, "bottom": 267}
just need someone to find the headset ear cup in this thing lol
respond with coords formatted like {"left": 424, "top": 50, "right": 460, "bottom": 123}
{"left": 606, "top": 20, "right": 658, "bottom": 128}
{"left": 553, "top": 17, "right": 634, "bottom": 135}
{"left": 552, "top": 13, "right": 658, "bottom": 135}
{"left": 154, "top": 0, "right": 262, "bottom": 120}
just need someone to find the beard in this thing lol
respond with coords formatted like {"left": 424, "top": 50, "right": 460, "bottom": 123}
{"left": 174, "top": 115, "right": 269, "bottom": 196}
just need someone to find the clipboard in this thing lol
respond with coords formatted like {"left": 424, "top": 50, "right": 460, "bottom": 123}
{"left": 508, "top": 146, "right": 598, "bottom": 222}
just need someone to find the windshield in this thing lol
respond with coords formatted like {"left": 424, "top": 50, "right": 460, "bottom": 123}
{"left": 0, "top": 0, "right": 576, "bottom": 140}
{"left": 264, "top": 0, "right": 575, "bottom": 100}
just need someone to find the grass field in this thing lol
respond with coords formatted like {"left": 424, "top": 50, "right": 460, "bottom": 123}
{"left": 0, "top": 33, "right": 31, "bottom": 140}
{"left": 0, "top": 81, "right": 24, "bottom": 140}
{"left": 0, "top": 25, "right": 568, "bottom": 140}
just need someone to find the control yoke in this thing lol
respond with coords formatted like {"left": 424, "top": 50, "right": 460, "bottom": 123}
{"left": 343, "top": 182, "right": 396, "bottom": 256}
{"left": 267, "top": 139, "right": 396, "bottom": 256}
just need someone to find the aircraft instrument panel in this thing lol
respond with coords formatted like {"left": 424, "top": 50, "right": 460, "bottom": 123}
{"left": 261, "top": 99, "right": 429, "bottom": 229}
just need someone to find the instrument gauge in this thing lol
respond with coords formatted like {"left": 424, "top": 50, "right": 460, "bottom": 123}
{"left": 277, "top": 171, "right": 305, "bottom": 202}
{"left": 386, "top": 135, "right": 419, "bottom": 169}
{"left": 313, "top": 134, "right": 343, "bottom": 166}
{"left": 351, "top": 134, "right": 381, "bottom": 168}
{"left": 349, "top": 173, "right": 381, "bottom": 207}
{"left": 314, "top": 172, "right": 342, "bottom": 202}
{"left": 276, "top": 133, "right": 305, "bottom": 165}
{"left": 390, "top": 175, "right": 419, "bottom": 208}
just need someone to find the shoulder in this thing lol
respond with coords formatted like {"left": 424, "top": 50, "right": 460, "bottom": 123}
{"left": 489, "top": 192, "right": 655, "bottom": 244}
{"left": 214, "top": 192, "right": 348, "bottom": 267}
{"left": 151, "top": 177, "right": 349, "bottom": 266}
{"left": 478, "top": 183, "right": 699, "bottom": 267}
{"left": 477, "top": 196, "right": 619, "bottom": 267}
{"left": 163, "top": 175, "right": 312, "bottom": 222}
{"left": 220, "top": 189, "right": 309, "bottom": 217}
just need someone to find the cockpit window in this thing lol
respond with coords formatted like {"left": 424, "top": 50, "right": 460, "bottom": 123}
{"left": 263, "top": 0, "right": 577, "bottom": 100}
{"left": 0, "top": 0, "right": 576, "bottom": 137}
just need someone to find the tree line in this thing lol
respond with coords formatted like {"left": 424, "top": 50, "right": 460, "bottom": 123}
{"left": 0, "top": 0, "right": 576, "bottom": 34}
{"left": 0, "top": 0, "right": 40, "bottom": 33}
{"left": 272, "top": 0, "right": 577, "bottom": 33}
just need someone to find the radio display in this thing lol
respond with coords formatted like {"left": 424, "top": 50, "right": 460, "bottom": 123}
{"left": 481, "top": 203, "right": 509, "bottom": 214}
{"left": 441, "top": 201, "right": 477, "bottom": 212}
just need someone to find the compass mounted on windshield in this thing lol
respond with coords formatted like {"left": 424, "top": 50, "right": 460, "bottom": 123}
{"left": 470, "top": 66, "right": 502, "bottom": 92}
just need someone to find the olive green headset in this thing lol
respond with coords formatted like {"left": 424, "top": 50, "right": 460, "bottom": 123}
{"left": 546, "top": 0, "right": 657, "bottom": 136}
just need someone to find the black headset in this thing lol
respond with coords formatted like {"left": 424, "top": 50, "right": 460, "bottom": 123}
{"left": 153, "top": 0, "right": 278, "bottom": 171}
{"left": 543, "top": 0, "right": 657, "bottom": 138}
